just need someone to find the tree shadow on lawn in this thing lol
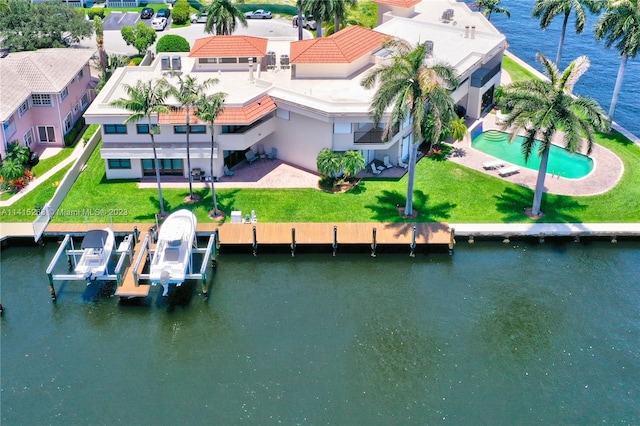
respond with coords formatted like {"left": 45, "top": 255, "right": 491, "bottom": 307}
{"left": 365, "top": 189, "right": 456, "bottom": 224}
{"left": 494, "top": 187, "right": 586, "bottom": 223}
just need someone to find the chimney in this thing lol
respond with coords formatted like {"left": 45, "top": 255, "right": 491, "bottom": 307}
{"left": 471, "top": 26, "right": 476, "bottom": 39}
{"left": 248, "top": 57, "right": 254, "bottom": 83}
{"left": 465, "top": 25, "right": 469, "bottom": 38}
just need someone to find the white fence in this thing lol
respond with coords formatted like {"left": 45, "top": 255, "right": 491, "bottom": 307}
{"left": 32, "top": 130, "right": 101, "bottom": 242}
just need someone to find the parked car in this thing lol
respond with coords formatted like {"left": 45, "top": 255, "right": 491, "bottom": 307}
{"left": 140, "top": 7, "right": 154, "bottom": 19}
{"left": 156, "top": 8, "right": 171, "bottom": 18}
{"left": 292, "top": 15, "right": 316, "bottom": 30}
{"left": 244, "top": 9, "right": 272, "bottom": 19}
{"left": 190, "top": 12, "right": 208, "bottom": 23}
{"left": 151, "top": 17, "right": 167, "bottom": 31}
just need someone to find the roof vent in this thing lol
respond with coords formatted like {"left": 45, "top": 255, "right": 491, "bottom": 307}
{"left": 171, "top": 56, "right": 181, "bottom": 71}
{"left": 161, "top": 56, "right": 171, "bottom": 70}
{"left": 442, "top": 9, "right": 454, "bottom": 22}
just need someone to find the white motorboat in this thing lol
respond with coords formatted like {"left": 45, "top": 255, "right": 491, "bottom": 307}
{"left": 149, "top": 209, "right": 197, "bottom": 296}
{"left": 75, "top": 228, "right": 115, "bottom": 280}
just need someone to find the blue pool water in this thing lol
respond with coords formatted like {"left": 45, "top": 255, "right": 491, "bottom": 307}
{"left": 472, "top": 130, "right": 594, "bottom": 179}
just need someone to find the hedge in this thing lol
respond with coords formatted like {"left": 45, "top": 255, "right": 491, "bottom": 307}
{"left": 156, "top": 35, "right": 190, "bottom": 53}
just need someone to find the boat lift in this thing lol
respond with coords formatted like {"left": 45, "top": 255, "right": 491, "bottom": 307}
{"left": 123, "top": 232, "right": 217, "bottom": 298}
{"left": 45, "top": 233, "right": 135, "bottom": 302}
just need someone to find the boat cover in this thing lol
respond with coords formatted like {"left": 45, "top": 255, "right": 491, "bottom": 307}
{"left": 81, "top": 230, "right": 110, "bottom": 249}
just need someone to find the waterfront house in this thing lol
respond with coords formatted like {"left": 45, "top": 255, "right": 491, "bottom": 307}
{"left": 0, "top": 48, "right": 97, "bottom": 159}
{"left": 83, "top": 0, "right": 506, "bottom": 180}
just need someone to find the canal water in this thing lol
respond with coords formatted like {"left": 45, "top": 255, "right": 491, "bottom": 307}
{"left": 1, "top": 239, "right": 639, "bottom": 424}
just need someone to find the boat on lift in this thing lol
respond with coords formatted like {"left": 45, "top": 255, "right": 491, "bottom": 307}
{"left": 149, "top": 209, "right": 197, "bottom": 296}
{"left": 74, "top": 228, "right": 115, "bottom": 280}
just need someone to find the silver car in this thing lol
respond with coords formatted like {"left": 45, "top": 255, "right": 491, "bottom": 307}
{"left": 190, "top": 12, "right": 208, "bottom": 24}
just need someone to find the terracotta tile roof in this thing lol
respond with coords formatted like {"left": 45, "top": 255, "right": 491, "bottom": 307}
{"left": 371, "top": 0, "right": 421, "bottom": 7}
{"left": 189, "top": 36, "right": 269, "bottom": 58}
{"left": 290, "top": 26, "right": 386, "bottom": 64}
{"left": 158, "top": 95, "right": 276, "bottom": 125}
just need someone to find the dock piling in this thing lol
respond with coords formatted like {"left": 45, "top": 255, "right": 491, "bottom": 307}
{"left": 410, "top": 226, "right": 417, "bottom": 257}
{"left": 332, "top": 226, "right": 338, "bottom": 256}
{"left": 449, "top": 227, "right": 455, "bottom": 255}
{"left": 252, "top": 226, "right": 258, "bottom": 256}
{"left": 371, "top": 227, "right": 377, "bottom": 257}
{"left": 291, "top": 227, "right": 296, "bottom": 257}
{"left": 133, "top": 226, "right": 139, "bottom": 243}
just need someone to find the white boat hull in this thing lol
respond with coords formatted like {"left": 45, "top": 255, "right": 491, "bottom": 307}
{"left": 74, "top": 228, "right": 115, "bottom": 280}
{"left": 149, "top": 210, "right": 198, "bottom": 296}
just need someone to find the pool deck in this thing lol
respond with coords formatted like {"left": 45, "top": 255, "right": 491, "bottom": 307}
{"left": 450, "top": 113, "right": 624, "bottom": 197}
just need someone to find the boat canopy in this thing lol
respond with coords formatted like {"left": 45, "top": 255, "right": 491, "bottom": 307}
{"left": 81, "top": 230, "right": 110, "bottom": 249}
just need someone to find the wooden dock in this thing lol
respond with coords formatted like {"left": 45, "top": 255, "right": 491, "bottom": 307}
{"left": 115, "top": 234, "right": 151, "bottom": 298}
{"left": 45, "top": 222, "right": 453, "bottom": 246}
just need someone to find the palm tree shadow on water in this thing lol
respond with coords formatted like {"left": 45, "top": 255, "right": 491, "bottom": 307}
{"left": 494, "top": 186, "right": 586, "bottom": 223}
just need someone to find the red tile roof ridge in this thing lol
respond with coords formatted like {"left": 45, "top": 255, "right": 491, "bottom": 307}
{"left": 290, "top": 26, "right": 386, "bottom": 64}
{"left": 190, "top": 35, "right": 269, "bottom": 58}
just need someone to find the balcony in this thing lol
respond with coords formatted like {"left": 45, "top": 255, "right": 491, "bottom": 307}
{"left": 217, "top": 116, "right": 276, "bottom": 150}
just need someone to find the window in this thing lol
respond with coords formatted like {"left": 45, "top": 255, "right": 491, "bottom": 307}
{"left": 136, "top": 124, "right": 158, "bottom": 134}
{"left": 38, "top": 126, "right": 56, "bottom": 143}
{"left": 198, "top": 58, "right": 217, "bottom": 64}
{"left": 276, "top": 109, "right": 290, "bottom": 120}
{"left": 31, "top": 94, "right": 52, "bottom": 106}
{"left": 108, "top": 159, "right": 131, "bottom": 169}
{"left": 220, "top": 58, "right": 237, "bottom": 64}
{"left": 73, "top": 103, "right": 80, "bottom": 114}
{"left": 23, "top": 128, "right": 34, "bottom": 147}
{"left": 63, "top": 113, "right": 72, "bottom": 133}
{"left": 174, "top": 125, "right": 206, "bottom": 134}
{"left": 333, "top": 122, "right": 351, "bottom": 134}
{"left": 60, "top": 86, "right": 69, "bottom": 101}
{"left": 80, "top": 92, "right": 89, "bottom": 108}
{"left": 18, "top": 101, "right": 29, "bottom": 117}
{"left": 142, "top": 158, "right": 183, "bottom": 176}
{"left": 103, "top": 124, "right": 127, "bottom": 134}
{"left": 3, "top": 115, "right": 16, "bottom": 139}
{"left": 239, "top": 57, "right": 257, "bottom": 64}
{"left": 77, "top": 69, "right": 84, "bottom": 81}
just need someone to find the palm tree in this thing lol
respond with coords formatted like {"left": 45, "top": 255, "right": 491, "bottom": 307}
{"left": 361, "top": 37, "right": 459, "bottom": 217}
{"left": 532, "top": 0, "right": 605, "bottom": 66}
{"left": 498, "top": 53, "right": 609, "bottom": 217}
{"left": 194, "top": 91, "right": 226, "bottom": 218}
{"left": 594, "top": 0, "right": 640, "bottom": 119}
{"left": 111, "top": 79, "right": 171, "bottom": 217}
{"left": 204, "top": 0, "right": 247, "bottom": 35}
{"left": 316, "top": 148, "right": 343, "bottom": 179}
{"left": 474, "top": 0, "right": 511, "bottom": 21}
{"left": 342, "top": 150, "right": 366, "bottom": 179}
{"left": 303, "top": 0, "right": 333, "bottom": 37}
{"left": 329, "top": 0, "right": 356, "bottom": 33}
{"left": 167, "top": 74, "right": 217, "bottom": 201}
{"left": 296, "top": 0, "right": 304, "bottom": 41}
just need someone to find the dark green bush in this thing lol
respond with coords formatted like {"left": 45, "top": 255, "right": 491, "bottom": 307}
{"left": 63, "top": 117, "right": 85, "bottom": 147}
{"left": 86, "top": 8, "right": 105, "bottom": 19}
{"left": 172, "top": 0, "right": 190, "bottom": 25}
{"left": 156, "top": 34, "right": 190, "bottom": 53}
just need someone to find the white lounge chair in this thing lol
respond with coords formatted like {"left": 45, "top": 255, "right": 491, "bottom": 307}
{"left": 483, "top": 160, "right": 505, "bottom": 170}
{"left": 498, "top": 165, "right": 520, "bottom": 177}
{"left": 370, "top": 163, "right": 381, "bottom": 175}
{"left": 224, "top": 165, "right": 234, "bottom": 176}
{"left": 383, "top": 155, "right": 394, "bottom": 169}
{"left": 397, "top": 157, "right": 409, "bottom": 169}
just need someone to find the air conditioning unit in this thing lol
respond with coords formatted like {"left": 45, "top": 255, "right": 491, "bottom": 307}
{"left": 161, "top": 56, "right": 171, "bottom": 70}
{"left": 171, "top": 56, "right": 181, "bottom": 71}
{"left": 425, "top": 40, "right": 434, "bottom": 56}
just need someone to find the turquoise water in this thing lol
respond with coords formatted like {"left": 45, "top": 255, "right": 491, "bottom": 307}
{"left": 2, "top": 239, "right": 639, "bottom": 424}
{"left": 472, "top": 130, "right": 594, "bottom": 179}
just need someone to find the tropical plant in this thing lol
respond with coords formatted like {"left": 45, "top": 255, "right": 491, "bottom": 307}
{"left": 156, "top": 35, "right": 190, "bottom": 53}
{"left": 302, "top": 0, "right": 333, "bottom": 37}
{"left": 7, "top": 142, "right": 31, "bottom": 165}
{"left": 110, "top": 79, "right": 171, "bottom": 217}
{"left": 316, "top": 148, "right": 343, "bottom": 179}
{"left": 0, "top": 159, "right": 24, "bottom": 183}
{"left": 341, "top": 150, "right": 366, "bottom": 179}
{"left": 361, "top": 37, "right": 459, "bottom": 217}
{"left": 205, "top": 0, "right": 248, "bottom": 35}
{"left": 473, "top": 0, "right": 511, "bottom": 21}
{"left": 532, "top": 0, "right": 605, "bottom": 66}
{"left": 329, "top": 0, "right": 357, "bottom": 33}
{"left": 0, "top": 0, "right": 93, "bottom": 51}
{"left": 194, "top": 91, "right": 227, "bottom": 217}
{"left": 121, "top": 22, "right": 157, "bottom": 56}
{"left": 167, "top": 74, "right": 218, "bottom": 201}
{"left": 449, "top": 117, "right": 468, "bottom": 142}
{"left": 594, "top": 0, "right": 640, "bottom": 119}
{"left": 497, "top": 53, "right": 609, "bottom": 217}
{"left": 94, "top": 15, "right": 107, "bottom": 73}
{"left": 171, "top": 0, "right": 191, "bottom": 25}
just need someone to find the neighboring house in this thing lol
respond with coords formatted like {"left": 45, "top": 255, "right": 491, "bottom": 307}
{"left": 84, "top": 0, "right": 506, "bottom": 180}
{"left": 0, "top": 48, "right": 97, "bottom": 159}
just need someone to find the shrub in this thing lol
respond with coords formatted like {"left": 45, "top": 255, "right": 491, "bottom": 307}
{"left": 63, "top": 117, "right": 85, "bottom": 147}
{"left": 172, "top": 0, "right": 190, "bottom": 25}
{"left": 86, "top": 8, "right": 105, "bottom": 20}
{"left": 129, "top": 57, "right": 143, "bottom": 66}
{"left": 156, "top": 34, "right": 190, "bottom": 53}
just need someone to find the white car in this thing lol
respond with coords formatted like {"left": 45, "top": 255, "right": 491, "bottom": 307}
{"left": 151, "top": 17, "right": 167, "bottom": 31}
{"left": 244, "top": 9, "right": 272, "bottom": 19}
{"left": 190, "top": 12, "right": 208, "bottom": 24}
{"left": 292, "top": 15, "right": 317, "bottom": 30}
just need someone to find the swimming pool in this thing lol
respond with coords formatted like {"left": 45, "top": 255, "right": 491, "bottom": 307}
{"left": 472, "top": 130, "right": 594, "bottom": 179}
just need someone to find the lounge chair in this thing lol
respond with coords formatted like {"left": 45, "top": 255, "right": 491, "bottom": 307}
{"left": 268, "top": 147, "right": 277, "bottom": 161}
{"left": 383, "top": 155, "right": 394, "bottom": 169}
{"left": 397, "top": 157, "right": 409, "bottom": 169}
{"left": 498, "top": 165, "right": 520, "bottom": 177}
{"left": 245, "top": 150, "right": 259, "bottom": 165}
{"left": 257, "top": 144, "right": 266, "bottom": 159}
{"left": 482, "top": 160, "right": 504, "bottom": 170}
{"left": 370, "top": 163, "right": 381, "bottom": 175}
{"left": 224, "top": 165, "right": 234, "bottom": 176}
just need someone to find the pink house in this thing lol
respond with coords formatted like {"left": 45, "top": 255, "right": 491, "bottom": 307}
{"left": 0, "top": 48, "right": 97, "bottom": 159}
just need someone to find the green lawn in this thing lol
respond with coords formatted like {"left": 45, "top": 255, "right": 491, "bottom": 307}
{"left": 502, "top": 55, "right": 537, "bottom": 82}
{"left": 38, "top": 130, "right": 639, "bottom": 225}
